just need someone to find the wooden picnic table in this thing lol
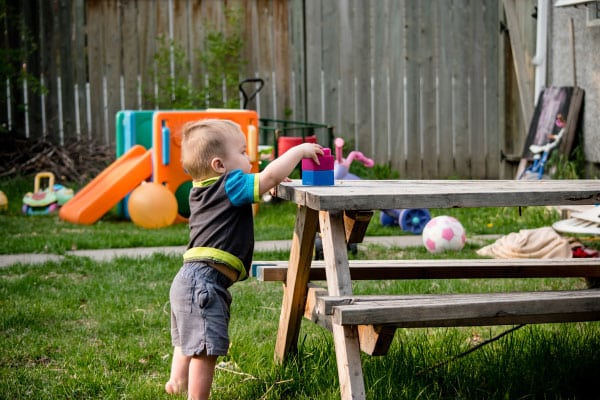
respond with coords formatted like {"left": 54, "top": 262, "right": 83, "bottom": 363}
{"left": 271, "top": 179, "right": 600, "bottom": 400}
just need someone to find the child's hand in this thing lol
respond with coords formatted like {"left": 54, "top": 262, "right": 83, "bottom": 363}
{"left": 299, "top": 143, "right": 324, "bottom": 164}
{"left": 258, "top": 143, "right": 324, "bottom": 195}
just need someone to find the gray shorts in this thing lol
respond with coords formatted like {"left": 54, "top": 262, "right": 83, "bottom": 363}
{"left": 169, "top": 262, "right": 233, "bottom": 356}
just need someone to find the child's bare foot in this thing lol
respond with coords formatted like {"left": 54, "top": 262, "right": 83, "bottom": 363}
{"left": 165, "top": 380, "right": 186, "bottom": 394}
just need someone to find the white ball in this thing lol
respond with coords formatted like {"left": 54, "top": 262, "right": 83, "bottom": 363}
{"left": 422, "top": 216, "right": 466, "bottom": 253}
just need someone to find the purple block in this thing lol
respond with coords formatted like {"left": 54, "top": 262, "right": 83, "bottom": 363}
{"left": 302, "top": 169, "right": 334, "bottom": 186}
{"left": 302, "top": 147, "right": 334, "bottom": 171}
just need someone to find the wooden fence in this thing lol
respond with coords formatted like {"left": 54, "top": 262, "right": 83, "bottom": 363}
{"left": 1, "top": 0, "right": 536, "bottom": 179}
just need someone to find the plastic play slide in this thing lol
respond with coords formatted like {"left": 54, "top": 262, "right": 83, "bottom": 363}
{"left": 59, "top": 145, "right": 153, "bottom": 225}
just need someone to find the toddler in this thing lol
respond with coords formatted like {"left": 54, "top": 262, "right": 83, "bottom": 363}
{"left": 165, "top": 119, "right": 323, "bottom": 399}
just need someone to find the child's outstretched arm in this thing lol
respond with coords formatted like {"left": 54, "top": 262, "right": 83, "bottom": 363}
{"left": 258, "top": 143, "right": 323, "bottom": 195}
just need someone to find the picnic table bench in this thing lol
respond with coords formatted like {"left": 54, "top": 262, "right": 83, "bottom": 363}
{"left": 261, "top": 179, "right": 600, "bottom": 400}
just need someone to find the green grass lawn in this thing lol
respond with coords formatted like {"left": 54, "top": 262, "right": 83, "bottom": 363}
{"left": 1, "top": 175, "right": 600, "bottom": 399}
{"left": 1, "top": 252, "right": 599, "bottom": 399}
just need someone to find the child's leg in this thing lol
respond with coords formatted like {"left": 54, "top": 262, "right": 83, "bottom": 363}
{"left": 165, "top": 346, "right": 190, "bottom": 394}
{"left": 187, "top": 353, "right": 218, "bottom": 400}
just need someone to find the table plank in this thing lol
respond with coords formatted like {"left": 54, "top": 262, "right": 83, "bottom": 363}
{"left": 255, "top": 258, "right": 600, "bottom": 281}
{"left": 329, "top": 289, "right": 600, "bottom": 327}
{"left": 275, "top": 179, "right": 600, "bottom": 211}
{"left": 328, "top": 289, "right": 600, "bottom": 328}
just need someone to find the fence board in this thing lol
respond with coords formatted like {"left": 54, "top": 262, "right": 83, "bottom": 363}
{"left": 273, "top": 0, "right": 291, "bottom": 120}
{"left": 172, "top": 0, "right": 187, "bottom": 57}
{"left": 73, "top": 0, "right": 89, "bottom": 139}
{"left": 136, "top": 0, "right": 155, "bottom": 109}
{"left": 45, "top": 0, "right": 62, "bottom": 143}
{"left": 337, "top": 1, "right": 353, "bottom": 144}
{"left": 0, "top": 9, "right": 8, "bottom": 131}
{"left": 321, "top": 0, "right": 339, "bottom": 141}
{"left": 188, "top": 1, "right": 203, "bottom": 92}
{"left": 437, "top": 0, "right": 453, "bottom": 176}
{"left": 58, "top": 0, "right": 76, "bottom": 143}
{"left": 257, "top": 0, "right": 275, "bottom": 117}
{"left": 121, "top": 0, "right": 140, "bottom": 112}
{"left": 470, "top": 0, "right": 486, "bottom": 177}
{"left": 452, "top": 0, "right": 471, "bottom": 178}
{"left": 245, "top": 0, "right": 261, "bottom": 112}
{"left": 420, "top": 1, "right": 437, "bottom": 178}
{"left": 35, "top": 0, "right": 48, "bottom": 138}
{"left": 372, "top": 0, "right": 390, "bottom": 165}
{"left": 20, "top": 1, "right": 41, "bottom": 139}
{"left": 153, "top": 0, "right": 171, "bottom": 107}
{"left": 388, "top": 1, "right": 405, "bottom": 175}
{"left": 485, "top": 1, "right": 501, "bottom": 178}
{"left": 103, "top": 1, "right": 122, "bottom": 144}
{"left": 353, "top": 0, "right": 371, "bottom": 154}
{"left": 404, "top": 1, "right": 421, "bottom": 178}
{"left": 154, "top": 0, "right": 170, "bottom": 38}
{"left": 3, "top": 2, "right": 21, "bottom": 135}
{"left": 86, "top": 0, "right": 104, "bottom": 143}
{"left": 289, "top": 0, "right": 306, "bottom": 121}
{"left": 305, "top": 1, "right": 323, "bottom": 127}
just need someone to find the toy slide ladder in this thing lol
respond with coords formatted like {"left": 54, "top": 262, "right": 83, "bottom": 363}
{"left": 59, "top": 145, "right": 152, "bottom": 225}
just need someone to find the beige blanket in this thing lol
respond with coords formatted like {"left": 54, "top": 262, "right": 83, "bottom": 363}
{"left": 476, "top": 227, "right": 571, "bottom": 259}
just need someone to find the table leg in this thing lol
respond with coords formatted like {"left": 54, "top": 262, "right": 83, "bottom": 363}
{"left": 320, "top": 210, "right": 366, "bottom": 400}
{"left": 274, "top": 205, "right": 319, "bottom": 363}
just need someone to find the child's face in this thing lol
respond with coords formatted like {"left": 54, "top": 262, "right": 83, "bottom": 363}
{"left": 221, "top": 131, "right": 252, "bottom": 173}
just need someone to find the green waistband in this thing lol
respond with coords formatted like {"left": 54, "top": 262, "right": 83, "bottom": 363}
{"left": 183, "top": 247, "right": 247, "bottom": 281}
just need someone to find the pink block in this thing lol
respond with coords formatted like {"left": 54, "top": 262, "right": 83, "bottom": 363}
{"left": 302, "top": 148, "right": 334, "bottom": 171}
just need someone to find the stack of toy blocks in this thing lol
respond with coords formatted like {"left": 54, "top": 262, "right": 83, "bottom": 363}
{"left": 302, "top": 147, "right": 335, "bottom": 185}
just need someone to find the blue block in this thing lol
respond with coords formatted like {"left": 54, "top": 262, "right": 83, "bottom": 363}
{"left": 302, "top": 169, "right": 334, "bottom": 186}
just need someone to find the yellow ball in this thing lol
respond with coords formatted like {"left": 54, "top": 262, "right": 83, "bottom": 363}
{"left": 0, "top": 190, "right": 7, "bottom": 211}
{"left": 127, "top": 182, "right": 177, "bottom": 229}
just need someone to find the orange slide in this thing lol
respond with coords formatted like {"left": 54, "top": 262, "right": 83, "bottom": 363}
{"left": 59, "top": 145, "right": 153, "bottom": 225}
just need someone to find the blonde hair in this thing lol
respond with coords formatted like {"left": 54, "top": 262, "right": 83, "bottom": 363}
{"left": 180, "top": 119, "right": 242, "bottom": 180}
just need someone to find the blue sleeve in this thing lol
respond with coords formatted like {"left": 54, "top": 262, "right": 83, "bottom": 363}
{"left": 224, "top": 170, "right": 260, "bottom": 206}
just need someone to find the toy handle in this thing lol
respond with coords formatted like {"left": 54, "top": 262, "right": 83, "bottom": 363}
{"left": 334, "top": 137, "right": 345, "bottom": 163}
{"left": 247, "top": 125, "right": 258, "bottom": 163}
{"left": 239, "top": 78, "right": 265, "bottom": 109}
{"left": 35, "top": 172, "right": 55, "bottom": 193}
{"left": 345, "top": 151, "right": 374, "bottom": 168}
{"left": 161, "top": 120, "right": 170, "bottom": 165}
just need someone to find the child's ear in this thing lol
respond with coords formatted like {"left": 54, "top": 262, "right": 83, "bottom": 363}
{"left": 211, "top": 157, "right": 226, "bottom": 174}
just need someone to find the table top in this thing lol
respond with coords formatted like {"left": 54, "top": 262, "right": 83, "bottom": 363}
{"left": 275, "top": 179, "right": 600, "bottom": 211}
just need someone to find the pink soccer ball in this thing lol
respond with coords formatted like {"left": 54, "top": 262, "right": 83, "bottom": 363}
{"left": 422, "top": 216, "right": 466, "bottom": 253}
